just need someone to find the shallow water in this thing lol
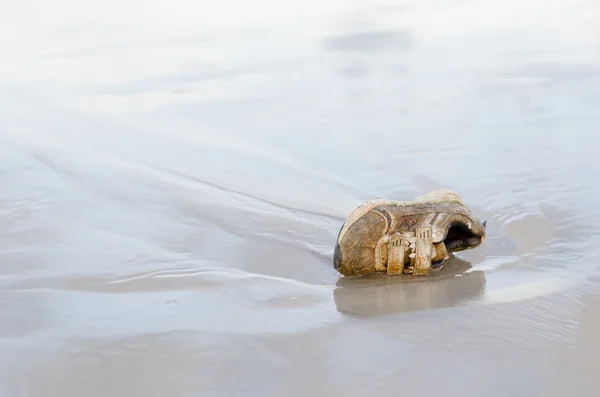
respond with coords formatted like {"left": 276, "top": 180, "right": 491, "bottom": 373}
{"left": 1, "top": 0, "right": 600, "bottom": 396}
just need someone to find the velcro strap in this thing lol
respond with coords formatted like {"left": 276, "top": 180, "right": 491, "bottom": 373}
{"left": 384, "top": 226, "right": 433, "bottom": 276}
{"left": 386, "top": 233, "right": 405, "bottom": 274}
{"left": 413, "top": 226, "right": 433, "bottom": 276}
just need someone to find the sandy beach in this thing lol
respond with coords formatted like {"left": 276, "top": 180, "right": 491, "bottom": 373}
{"left": 1, "top": 0, "right": 600, "bottom": 396}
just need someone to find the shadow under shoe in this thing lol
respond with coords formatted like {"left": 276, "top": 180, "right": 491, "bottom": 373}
{"left": 333, "top": 256, "right": 486, "bottom": 317}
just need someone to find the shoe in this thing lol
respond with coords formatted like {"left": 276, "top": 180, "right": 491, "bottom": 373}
{"left": 333, "top": 189, "right": 486, "bottom": 276}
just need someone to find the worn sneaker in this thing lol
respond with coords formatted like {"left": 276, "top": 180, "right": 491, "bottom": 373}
{"left": 333, "top": 189, "right": 486, "bottom": 277}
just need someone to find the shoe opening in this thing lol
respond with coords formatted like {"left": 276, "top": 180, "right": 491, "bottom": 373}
{"left": 444, "top": 222, "right": 482, "bottom": 252}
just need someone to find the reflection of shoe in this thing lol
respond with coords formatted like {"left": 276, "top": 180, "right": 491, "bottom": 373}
{"left": 333, "top": 257, "right": 486, "bottom": 317}
{"left": 333, "top": 189, "right": 486, "bottom": 277}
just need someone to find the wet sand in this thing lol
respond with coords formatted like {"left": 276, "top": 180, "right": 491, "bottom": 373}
{"left": 1, "top": 0, "right": 600, "bottom": 396}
